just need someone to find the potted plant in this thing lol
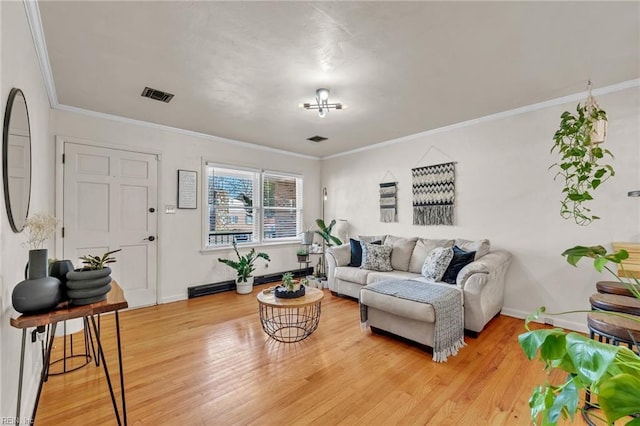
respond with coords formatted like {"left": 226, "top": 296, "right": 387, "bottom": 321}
{"left": 315, "top": 219, "right": 343, "bottom": 247}
{"left": 218, "top": 242, "right": 270, "bottom": 294}
{"left": 296, "top": 247, "right": 309, "bottom": 262}
{"left": 65, "top": 249, "right": 122, "bottom": 305}
{"left": 301, "top": 227, "right": 315, "bottom": 245}
{"left": 275, "top": 271, "right": 305, "bottom": 299}
{"left": 519, "top": 245, "right": 640, "bottom": 425}
{"left": 550, "top": 101, "right": 613, "bottom": 226}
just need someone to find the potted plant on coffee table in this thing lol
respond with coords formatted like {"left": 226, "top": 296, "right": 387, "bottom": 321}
{"left": 218, "top": 242, "right": 270, "bottom": 294}
{"left": 275, "top": 272, "right": 305, "bottom": 299}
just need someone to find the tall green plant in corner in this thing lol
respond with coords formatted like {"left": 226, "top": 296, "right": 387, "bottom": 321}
{"left": 550, "top": 102, "right": 613, "bottom": 226}
{"left": 315, "top": 219, "right": 342, "bottom": 247}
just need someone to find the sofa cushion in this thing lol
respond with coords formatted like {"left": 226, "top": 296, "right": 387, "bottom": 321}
{"left": 384, "top": 236, "right": 418, "bottom": 272}
{"left": 335, "top": 266, "right": 370, "bottom": 285}
{"left": 366, "top": 270, "right": 421, "bottom": 285}
{"left": 455, "top": 238, "right": 490, "bottom": 260}
{"left": 408, "top": 238, "right": 455, "bottom": 273}
{"left": 348, "top": 238, "right": 380, "bottom": 267}
{"left": 361, "top": 280, "right": 463, "bottom": 323}
{"left": 359, "top": 235, "right": 387, "bottom": 244}
{"left": 361, "top": 243, "right": 393, "bottom": 272}
{"left": 441, "top": 246, "right": 476, "bottom": 284}
{"left": 421, "top": 247, "right": 454, "bottom": 281}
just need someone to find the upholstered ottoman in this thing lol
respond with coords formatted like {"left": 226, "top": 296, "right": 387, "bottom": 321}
{"left": 359, "top": 279, "right": 465, "bottom": 360}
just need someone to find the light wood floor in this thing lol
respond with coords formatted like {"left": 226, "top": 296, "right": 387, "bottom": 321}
{"left": 36, "top": 284, "right": 581, "bottom": 425}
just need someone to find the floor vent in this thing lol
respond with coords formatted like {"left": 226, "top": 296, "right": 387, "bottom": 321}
{"left": 307, "top": 135, "right": 328, "bottom": 143}
{"left": 141, "top": 86, "right": 174, "bottom": 103}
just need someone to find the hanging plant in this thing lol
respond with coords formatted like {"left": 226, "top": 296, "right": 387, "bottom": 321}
{"left": 550, "top": 85, "right": 613, "bottom": 226}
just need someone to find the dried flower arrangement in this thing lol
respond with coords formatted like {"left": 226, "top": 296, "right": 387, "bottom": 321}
{"left": 23, "top": 213, "right": 58, "bottom": 250}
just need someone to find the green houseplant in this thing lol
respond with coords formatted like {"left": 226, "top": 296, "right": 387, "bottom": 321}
{"left": 218, "top": 241, "right": 270, "bottom": 294}
{"left": 296, "top": 247, "right": 309, "bottom": 262}
{"left": 65, "top": 249, "right": 122, "bottom": 305}
{"left": 519, "top": 246, "right": 640, "bottom": 425}
{"left": 315, "top": 219, "right": 342, "bottom": 247}
{"left": 550, "top": 102, "right": 613, "bottom": 226}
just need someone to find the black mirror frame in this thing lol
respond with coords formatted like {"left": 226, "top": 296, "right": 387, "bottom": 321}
{"left": 3, "top": 88, "right": 32, "bottom": 233}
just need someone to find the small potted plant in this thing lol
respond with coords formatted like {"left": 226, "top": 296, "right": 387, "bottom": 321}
{"left": 218, "top": 242, "right": 270, "bottom": 294}
{"left": 65, "top": 249, "right": 122, "bottom": 305}
{"left": 296, "top": 247, "right": 309, "bottom": 262}
{"left": 275, "top": 272, "right": 306, "bottom": 299}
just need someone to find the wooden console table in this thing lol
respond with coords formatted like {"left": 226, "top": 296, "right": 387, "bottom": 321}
{"left": 10, "top": 281, "right": 128, "bottom": 425}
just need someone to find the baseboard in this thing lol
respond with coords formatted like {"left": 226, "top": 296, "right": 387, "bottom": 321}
{"left": 187, "top": 268, "right": 314, "bottom": 299}
{"left": 500, "top": 307, "right": 588, "bottom": 333}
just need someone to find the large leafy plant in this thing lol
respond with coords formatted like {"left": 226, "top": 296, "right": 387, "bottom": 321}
{"left": 519, "top": 246, "right": 640, "bottom": 425}
{"left": 550, "top": 103, "right": 613, "bottom": 226}
{"left": 218, "top": 241, "right": 270, "bottom": 283}
{"left": 315, "top": 219, "right": 342, "bottom": 247}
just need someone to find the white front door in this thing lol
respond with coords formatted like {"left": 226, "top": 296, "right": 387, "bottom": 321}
{"left": 63, "top": 142, "right": 159, "bottom": 308}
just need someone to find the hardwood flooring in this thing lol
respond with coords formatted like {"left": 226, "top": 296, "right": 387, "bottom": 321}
{"left": 36, "top": 284, "right": 581, "bottom": 425}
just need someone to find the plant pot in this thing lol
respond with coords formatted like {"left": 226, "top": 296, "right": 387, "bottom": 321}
{"left": 275, "top": 285, "right": 306, "bottom": 299}
{"left": 236, "top": 276, "right": 254, "bottom": 294}
{"left": 65, "top": 267, "right": 113, "bottom": 305}
{"left": 301, "top": 231, "right": 314, "bottom": 245}
{"left": 297, "top": 254, "right": 309, "bottom": 262}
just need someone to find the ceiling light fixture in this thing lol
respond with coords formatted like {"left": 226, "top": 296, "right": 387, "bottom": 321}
{"left": 301, "top": 88, "right": 344, "bottom": 118}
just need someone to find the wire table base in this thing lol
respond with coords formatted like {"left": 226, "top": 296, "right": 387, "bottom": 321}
{"left": 257, "top": 286, "right": 324, "bottom": 343}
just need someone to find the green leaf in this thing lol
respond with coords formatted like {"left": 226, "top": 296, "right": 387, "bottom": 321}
{"left": 518, "top": 328, "right": 564, "bottom": 360}
{"left": 547, "top": 375, "right": 578, "bottom": 423}
{"left": 565, "top": 333, "right": 619, "bottom": 383}
{"left": 599, "top": 374, "right": 640, "bottom": 423}
{"left": 594, "top": 257, "right": 609, "bottom": 272}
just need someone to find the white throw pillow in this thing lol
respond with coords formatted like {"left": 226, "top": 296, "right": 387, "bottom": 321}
{"left": 421, "top": 247, "right": 454, "bottom": 281}
{"left": 361, "top": 243, "right": 393, "bottom": 272}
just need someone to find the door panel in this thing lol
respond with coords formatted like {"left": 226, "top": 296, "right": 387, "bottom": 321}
{"left": 63, "top": 143, "right": 158, "bottom": 308}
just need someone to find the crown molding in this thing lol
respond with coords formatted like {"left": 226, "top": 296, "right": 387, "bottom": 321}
{"left": 54, "top": 104, "right": 321, "bottom": 160}
{"left": 322, "top": 78, "right": 640, "bottom": 160}
{"left": 24, "top": 0, "right": 58, "bottom": 108}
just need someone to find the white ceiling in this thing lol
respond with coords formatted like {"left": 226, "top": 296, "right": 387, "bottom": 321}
{"left": 37, "top": 1, "right": 639, "bottom": 158}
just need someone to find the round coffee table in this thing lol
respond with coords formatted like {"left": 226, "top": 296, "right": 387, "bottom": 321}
{"left": 257, "top": 286, "right": 324, "bottom": 343}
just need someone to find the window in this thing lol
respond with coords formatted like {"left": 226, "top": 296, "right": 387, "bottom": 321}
{"left": 205, "top": 164, "right": 302, "bottom": 248}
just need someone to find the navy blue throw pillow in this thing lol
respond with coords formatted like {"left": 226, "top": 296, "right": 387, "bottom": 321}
{"left": 348, "top": 239, "right": 381, "bottom": 267}
{"left": 441, "top": 246, "right": 476, "bottom": 284}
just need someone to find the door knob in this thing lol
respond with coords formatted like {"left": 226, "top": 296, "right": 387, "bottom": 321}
{"left": 144, "top": 236, "right": 156, "bottom": 242}
{"left": 149, "top": 207, "right": 155, "bottom": 213}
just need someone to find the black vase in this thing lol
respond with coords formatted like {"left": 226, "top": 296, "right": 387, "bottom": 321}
{"left": 12, "top": 249, "right": 62, "bottom": 314}
{"left": 49, "top": 259, "right": 75, "bottom": 300}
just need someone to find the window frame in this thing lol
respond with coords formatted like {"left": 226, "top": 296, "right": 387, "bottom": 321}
{"left": 202, "top": 161, "right": 303, "bottom": 250}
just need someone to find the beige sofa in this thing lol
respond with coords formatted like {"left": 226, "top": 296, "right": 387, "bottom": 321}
{"left": 325, "top": 236, "right": 512, "bottom": 335}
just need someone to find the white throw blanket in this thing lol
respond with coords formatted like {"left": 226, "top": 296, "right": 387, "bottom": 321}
{"left": 360, "top": 279, "right": 465, "bottom": 362}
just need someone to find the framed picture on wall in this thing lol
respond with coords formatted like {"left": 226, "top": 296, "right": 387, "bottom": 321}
{"left": 177, "top": 169, "right": 197, "bottom": 209}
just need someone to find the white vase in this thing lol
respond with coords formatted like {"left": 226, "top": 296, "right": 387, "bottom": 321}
{"left": 236, "top": 276, "right": 254, "bottom": 294}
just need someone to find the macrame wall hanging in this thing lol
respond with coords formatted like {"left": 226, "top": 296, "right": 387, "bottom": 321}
{"left": 412, "top": 162, "right": 455, "bottom": 226}
{"left": 379, "top": 182, "right": 397, "bottom": 222}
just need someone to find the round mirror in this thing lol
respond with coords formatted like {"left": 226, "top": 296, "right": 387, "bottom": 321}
{"left": 3, "top": 88, "right": 32, "bottom": 232}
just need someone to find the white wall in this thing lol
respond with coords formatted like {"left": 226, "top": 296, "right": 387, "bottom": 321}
{"left": 52, "top": 110, "right": 323, "bottom": 303}
{"left": 1, "top": 1, "right": 55, "bottom": 420}
{"left": 322, "top": 86, "right": 640, "bottom": 331}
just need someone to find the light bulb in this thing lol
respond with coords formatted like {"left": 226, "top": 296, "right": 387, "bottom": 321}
{"left": 317, "top": 88, "right": 329, "bottom": 101}
{"left": 318, "top": 108, "right": 326, "bottom": 118}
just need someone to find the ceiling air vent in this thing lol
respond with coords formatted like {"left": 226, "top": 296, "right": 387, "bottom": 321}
{"left": 307, "top": 135, "right": 328, "bottom": 143}
{"left": 141, "top": 86, "right": 174, "bottom": 103}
